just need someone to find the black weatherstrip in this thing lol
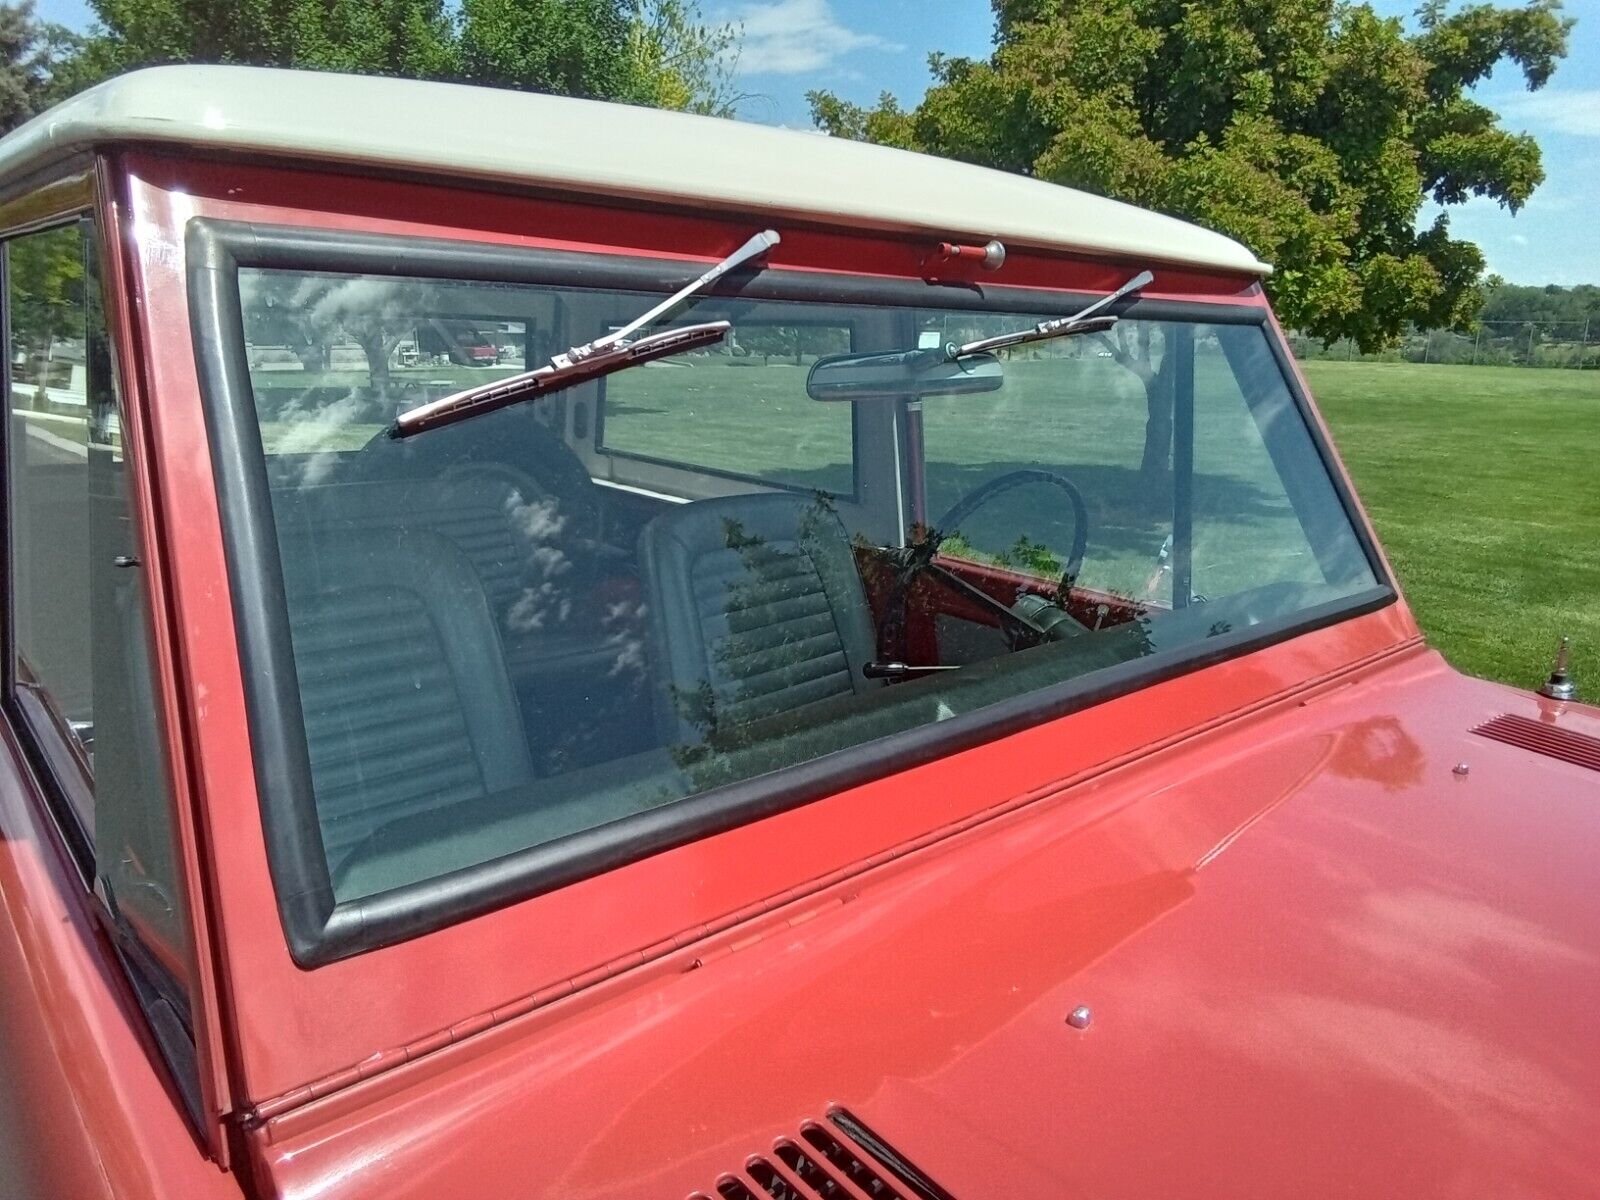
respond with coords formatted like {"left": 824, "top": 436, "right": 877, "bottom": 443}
{"left": 186, "top": 218, "right": 1395, "bottom": 966}
{"left": 186, "top": 222, "right": 339, "bottom": 960}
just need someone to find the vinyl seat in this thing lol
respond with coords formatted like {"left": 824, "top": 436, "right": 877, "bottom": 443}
{"left": 637, "top": 491, "right": 884, "bottom": 751}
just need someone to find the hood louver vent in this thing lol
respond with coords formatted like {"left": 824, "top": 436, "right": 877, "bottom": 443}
{"left": 690, "top": 1107, "right": 955, "bottom": 1200}
{"left": 1472, "top": 714, "right": 1600, "bottom": 772}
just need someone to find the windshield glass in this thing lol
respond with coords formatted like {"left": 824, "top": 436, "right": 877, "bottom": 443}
{"left": 229, "top": 263, "right": 1379, "bottom": 919}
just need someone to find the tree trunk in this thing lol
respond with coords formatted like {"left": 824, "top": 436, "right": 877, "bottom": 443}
{"left": 1139, "top": 355, "right": 1176, "bottom": 478}
{"left": 1099, "top": 323, "right": 1175, "bottom": 480}
{"left": 296, "top": 341, "right": 331, "bottom": 372}
{"left": 353, "top": 327, "right": 402, "bottom": 399}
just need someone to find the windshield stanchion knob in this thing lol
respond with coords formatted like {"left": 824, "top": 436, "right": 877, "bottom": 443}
{"left": 934, "top": 239, "right": 1006, "bottom": 271}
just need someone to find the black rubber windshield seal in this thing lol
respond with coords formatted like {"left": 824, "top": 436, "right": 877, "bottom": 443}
{"left": 186, "top": 217, "right": 1395, "bottom": 966}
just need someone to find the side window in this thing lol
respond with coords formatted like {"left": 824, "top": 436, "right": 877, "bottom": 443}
{"left": 4, "top": 221, "right": 193, "bottom": 979}
{"left": 600, "top": 320, "right": 856, "bottom": 494}
{"left": 6, "top": 226, "right": 94, "bottom": 797}
{"left": 1192, "top": 324, "right": 1372, "bottom": 596}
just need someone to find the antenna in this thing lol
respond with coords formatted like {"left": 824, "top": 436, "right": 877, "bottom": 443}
{"left": 1537, "top": 636, "right": 1577, "bottom": 701}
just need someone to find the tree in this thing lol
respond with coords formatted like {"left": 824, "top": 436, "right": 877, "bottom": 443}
{"left": 627, "top": 0, "right": 741, "bottom": 116}
{"left": 7, "top": 223, "right": 86, "bottom": 408}
{"left": 1481, "top": 279, "right": 1600, "bottom": 325}
{"left": 1, "top": 1, "right": 82, "bottom": 134}
{"left": 76, "top": 0, "right": 464, "bottom": 80}
{"left": 457, "top": 0, "right": 632, "bottom": 98}
{"left": 809, "top": 0, "right": 1572, "bottom": 474}
{"left": 62, "top": 0, "right": 739, "bottom": 116}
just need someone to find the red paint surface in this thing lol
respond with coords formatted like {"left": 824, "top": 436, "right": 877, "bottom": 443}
{"left": 0, "top": 723, "right": 245, "bottom": 1199}
{"left": 95, "top": 155, "right": 236, "bottom": 1161}
{"left": 254, "top": 653, "right": 1600, "bottom": 1200}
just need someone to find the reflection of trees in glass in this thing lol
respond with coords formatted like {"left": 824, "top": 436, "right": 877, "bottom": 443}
{"left": 7, "top": 224, "right": 85, "bottom": 404}
{"left": 242, "top": 271, "right": 334, "bottom": 372}
{"left": 242, "top": 271, "right": 433, "bottom": 404}
{"left": 666, "top": 494, "right": 846, "bottom": 780}
{"left": 942, "top": 532, "right": 1062, "bottom": 581}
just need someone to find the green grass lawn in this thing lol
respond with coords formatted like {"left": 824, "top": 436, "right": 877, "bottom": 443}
{"left": 1306, "top": 361, "right": 1600, "bottom": 691}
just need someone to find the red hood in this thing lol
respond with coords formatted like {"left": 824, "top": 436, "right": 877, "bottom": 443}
{"left": 258, "top": 648, "right": 1600, "bottom": 1200}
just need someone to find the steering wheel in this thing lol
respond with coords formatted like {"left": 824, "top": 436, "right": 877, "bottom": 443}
{"left": 933, "top": 469, "right": 1089, "bottom": 585}
{"left": 880, "top": 469, "right": 1091, "bottom": 659}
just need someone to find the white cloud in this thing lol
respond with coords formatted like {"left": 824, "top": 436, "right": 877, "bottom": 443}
{"left": 1492, "top": 89, "right": 1600, "bottom": 138}
{"left": 726, "top": 0, "right": 902, "bottom": 76}
{"left": 1508, "top": 233, "right": 1529, "bottom": 246}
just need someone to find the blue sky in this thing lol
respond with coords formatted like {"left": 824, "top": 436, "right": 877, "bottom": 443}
{"left": 37, "top": 0, "right": 1597, "bottom": 284}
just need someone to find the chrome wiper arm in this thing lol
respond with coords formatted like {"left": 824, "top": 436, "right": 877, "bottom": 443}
{"left": 391, "top": 228, "right": 780, "bottom": 438}
{"left": 953, "top": 269, "right": 1154, "bottom": 357}
{"left": 392, "top": 322, "right": 730, "bottom": 438}
{"left": 586, "top": 228, "right": 779, "bottom": 356}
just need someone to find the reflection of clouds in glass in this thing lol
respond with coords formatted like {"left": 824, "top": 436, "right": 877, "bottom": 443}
{"left": 500, "top": 489, "right": 574, "bottom": 635}
{"left": 604, "top": 601, "right": 648, "bottom": 679}
{"left": 506, "top": 584, "right": 569, "bottom": 633}
{"left": 272, "top": 391, "right": 366, "bottom": 487}
{"left": 528, "top": 546, "right": 570, "bottom": 579}
{"left": 295, "top": 275, "right": 418, "bottom": 328}
{"left": 503, "top": 489, "right": 567, "bottom": 545}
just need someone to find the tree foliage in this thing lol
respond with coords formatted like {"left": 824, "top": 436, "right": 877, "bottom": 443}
{"left": 1480, "top": 278, "right": 1600, "bottom": 325}
{"left": 1, "top": 1, "right": 83, "bottom": 134}
{"left": 59, "top": 0, "right": 739, "bottom": 115}
{"left": 809, "top": 0, "right": 1572, "bottom": 352}
{"left": 7, "top": 222, "right": 85, "bottom": 355}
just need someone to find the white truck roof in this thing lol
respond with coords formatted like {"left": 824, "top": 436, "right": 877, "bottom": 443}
{"left": 0, "top": 65, "right": 1271, "bottom": 275}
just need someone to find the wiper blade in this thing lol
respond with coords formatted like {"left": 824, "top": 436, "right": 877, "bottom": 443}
{"left": 391, "top": 228, "right": 780, "bottom": 438}
{"left": 392, "top": 322, "right": 730, "bottom": 438}
{"left": 952, "top": 269, "right": 1153, "bottom": 357}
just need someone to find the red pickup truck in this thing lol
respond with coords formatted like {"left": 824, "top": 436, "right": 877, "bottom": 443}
{"left": 2, "top": 65, "right": 1597, "bottom": 1200}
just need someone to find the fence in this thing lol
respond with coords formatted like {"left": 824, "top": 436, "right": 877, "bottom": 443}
{"left": 1285, "top": 320, "right": 1599, "bottom": 369}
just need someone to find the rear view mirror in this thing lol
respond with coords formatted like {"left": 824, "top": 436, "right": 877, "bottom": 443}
{"left": 806, "top": 348, "right": 1004, "bottom": 401}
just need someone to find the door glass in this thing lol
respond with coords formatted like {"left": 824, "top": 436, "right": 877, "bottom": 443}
{"left": 7, "top": 224, "right": 94, "bottom": 758}
{"left": 5, "top": 222, "right": 193, "bottom": 977}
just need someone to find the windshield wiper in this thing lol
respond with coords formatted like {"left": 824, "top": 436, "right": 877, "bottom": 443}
{"left": 950, "top": 269, "right": 1153, "bottom": 357}
{"left": 391, "top": 229, "right": 780, "bottom": 438}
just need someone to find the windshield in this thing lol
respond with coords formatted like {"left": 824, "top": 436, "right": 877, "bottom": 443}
{"left": 223, "top": 257, "right": 1380, "bottom": 950}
